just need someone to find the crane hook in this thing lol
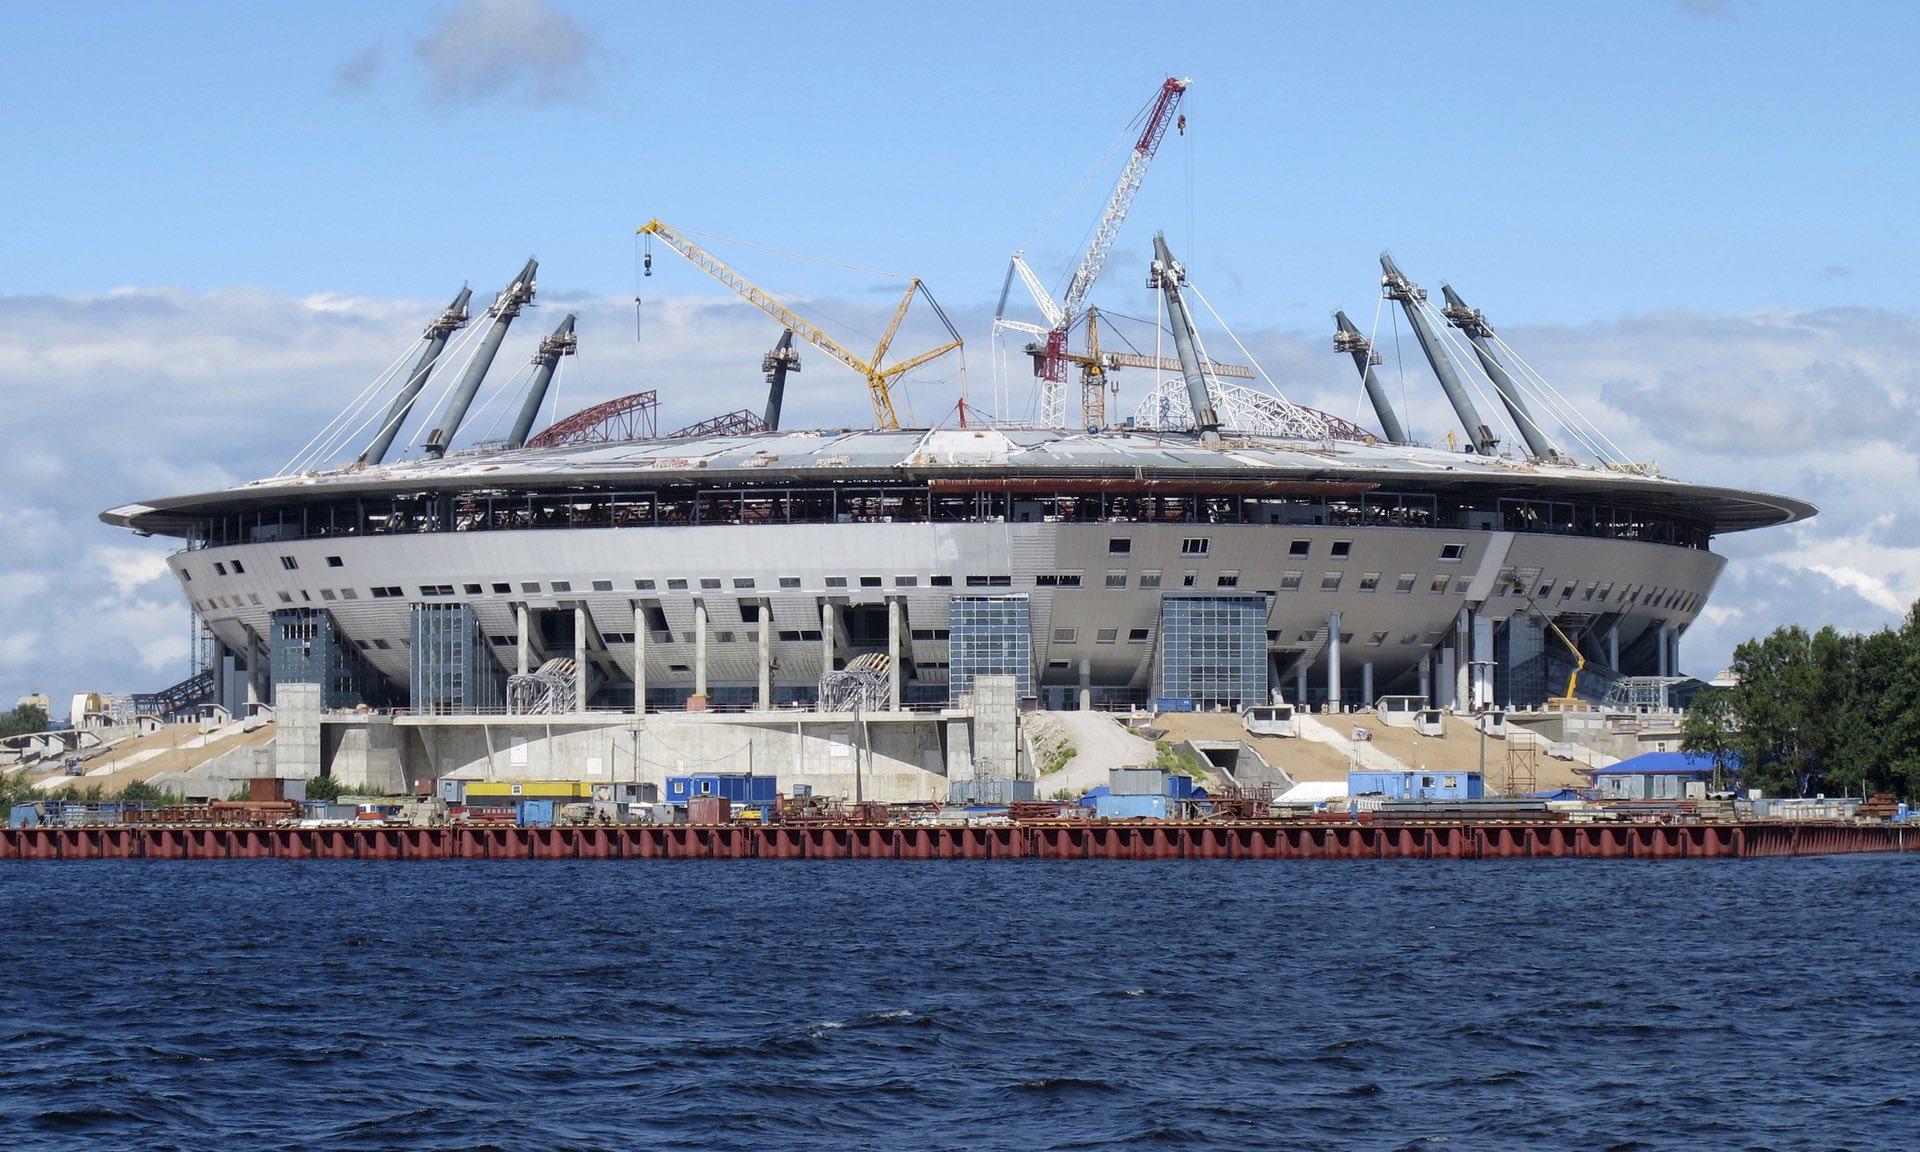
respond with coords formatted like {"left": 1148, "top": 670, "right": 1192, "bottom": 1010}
{"left": 1177, "top": 113, "right": 1186, "bottom": 136}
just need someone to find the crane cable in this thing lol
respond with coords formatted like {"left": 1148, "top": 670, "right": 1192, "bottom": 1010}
{"left": 278, "top": 335, "right": 424, "bottom": 475}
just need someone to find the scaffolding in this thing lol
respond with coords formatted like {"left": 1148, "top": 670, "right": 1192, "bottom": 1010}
{"left": 508, "top": 658, "right": 578, "bottom": 715}
{"left": 1601, "top": 676, "right": 1687, "bottom": 714}
{"left": 821, "top": 652, "right": 890, "bottom": 712}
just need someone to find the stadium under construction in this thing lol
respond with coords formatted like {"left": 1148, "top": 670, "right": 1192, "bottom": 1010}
{"left": 93, "top": 79, "right": 1812, "bottom": 801}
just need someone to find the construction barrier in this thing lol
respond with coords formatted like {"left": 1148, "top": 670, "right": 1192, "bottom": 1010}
{"left": 0, "top": 821, "right": 1912, "bottom": 861}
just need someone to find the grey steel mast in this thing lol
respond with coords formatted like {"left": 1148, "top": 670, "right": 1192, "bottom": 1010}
{"left": 1148, "top": 233, "right": 1220, "bottom": 442}
{"left": 358, "top": 286, "right": 471, "bottom": 466}
{"left": 1439, "top": 284, "right": 1558, "bottom": 459}
{"left": 506, "top": 313, "right": 577, "bottom": 449}
{"left": 1332, "top": 310, "right": 1409, "bottom": 445}
{"left": 761, "top": 329, "right": 799, "bottom": 430}
{"left": 424, "top": 257, "right": 538, "bottom": 459}
{"left": 1380, "top": 253, "right": 1497, "bottom": 455}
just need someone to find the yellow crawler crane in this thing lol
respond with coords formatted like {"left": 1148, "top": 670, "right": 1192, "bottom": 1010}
{"left": 638, "top": 219, "right": 963, "bottom": 430}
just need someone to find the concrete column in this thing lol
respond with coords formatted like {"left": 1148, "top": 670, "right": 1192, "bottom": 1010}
{"left": 690, "top": 599, "right": 709, "bottom": 709}
{"left": 245, "top": 627, "right": 264, "bottom": 711}
{"left": 1326, "top": 611, "right": 1342, "bottom": 712}
{"left": 573, "top": 605, "right": 588, "bottom": 712}
{"left": 1078, "top": 659, "right": 1092, "bottom": 712}
{"left": 1657, "top": 621, "right": 1671, "bottom": 678}
{"left": 1669, "top": 628, "right": 1681, "bottom": 679}
{"left": 516, "top": 603, "right": 530, "bottom": 677}
{"left": 757, "top": 601, "right": 772, "bottom": 711}
{"left": 632, "top": 601, "right": 647, "bottom": 716}
{"left": 820, "top": 601, "right": 836, "bottom": 700}
{"left": 1453, "top": 609, "right": 1473, "bottom": 712}
{"left": 1362, "top": 661, "right": 1374, "bottom": 708}
{"left": 1418, "top": 652, "right": 1432, "bottom": 703}
{"left": 1607, "top": 624, "right": 1621, "bottom": 672}
{"left": 1472, "top": 611, "right": 1495, "bottom": 710}
{"left": 887, "top": 596, "right": 903, "bottom": 711}
{"left": 1294, "top": 657, "right": 1307, "bottom": 706}
{"left": 1436, "top": 646, "right": 1456, "bottom": 710}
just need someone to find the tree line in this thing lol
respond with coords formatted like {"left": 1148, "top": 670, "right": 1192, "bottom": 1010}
{"left": 1683, "top": 609, "right": 1920, "bottom": 801}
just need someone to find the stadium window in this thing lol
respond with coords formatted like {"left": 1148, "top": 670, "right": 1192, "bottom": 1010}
{"left": 373, "top": 639, "right": 391, "bottom": 650}
{"left": 779, "top": 577, "right": 801, "bottom": 589}
{"left": 280, "top": 556, "right": 298, "bottom": 570}
{"left": 320, "top": 589, "right": 336, "bottom": 601}
{"left": 1182, "top": 571, "right": 1198, "bottom": 587}
{"left": 1358, "top": 573, "right": 1381, "bottom": 592}
{"left": 1440, "top": 543, "right": 1465, "bottom": 561}
{"left": 715, "top": 631, "right": 736, "bottom": 644}
{"left": 1128, "top": 628, "right": 1151, "bottom": 643}
{"left": 465, "top": 583, "right": 483, "bottom": 595}
{"left": 1537, "top": 581, "right": 1555, "bottom": 599}
{"left": 1053, "top": 629, "right": 1077, "bottom": 643}
{"left": 181, "top": 570, "right": 192, "bottom": 582}
{"left": 1035, "top": 573, "right": 1081, "bottom": 587}
{"left": 1368, "top": 631, "right": 1388, "bottom": 646}
{"left": 1289, "top": 540, "right": 1311, "bottom": 557}
{"left": 930, "top": 575, "right": 953, "bottom": 587}
{"left": 1096, "top": 628, "right": 1118, "bottom": 644}
{"left": 493, "top": 583, "right": 512, "bottom": 594}
{"left": 825, "top": 576, "right": 847, "bottom": 588}
{"left": 860, "top": 576, "right": 882, "bottom": 588}
{"left": 1395, "top": 573, "right": 1416, "bottom": 593}
{"left": 230, "top": 560, "right": 245, "bottom": 574}
{"left": 593, "top": 580, "right": 614, "bottom": 592}
{"left": 668, "top": 579, "right": 689, "bottom": 590}
{"left": 669, "top": 664, "right": 691, "bottom": 674}
{"left": 550, "top": 581, "right": 572, "bottom": 593}
{"left": 1181, "top": 538, "right": 1210, "bottom": 555}
{"left": 1140, "top": 570, "right": 1162, "bottom": 589}
{"left": 780, "top": 630, "right": 805, "bottom": 642}
{"left": 327, "top": 556, "right": 344, "bottom": 568}
{"left": 634, "top": 579, "right": 655, "bottom": 591}
{"left": 1330, "top": 541, "right": 1352, "bottom": 558}
{"left": 1400, "top": 634, "right": 1420, "bottom": 645}
{"left": 1280, "top": 571, "right": 1303, "bottom": 591}
{"left": 1108, "top": 538, "right": 1132, "bottom": 555}
{"left": 1216, "top": 571, "right": 1240, "bottom": 588}
{"left": 894, "top": 576, "right": 917, "bottom": 587}
{"left": 734, "top": 578, "right": 755, "bottom": 589}
{"left": 1431, "top": 576, "right": 1450, "bottom": 593}
{"left": 214, "top": 562, "right": 227, "bottom": 576}
{"left": 521, "top": 582, "right": 541, "bottom": 593}
{"left": 1562, "top": 584, "right": 1577, "bottom": 600}
{"left": 340, "top": 589, "right": 358, "bottom": 600}
{"left": 700, "top": 579, "right": 721, "bottom": 590}
{"left": 1047, "top": 659, "right": 1072, "bottom": 670}
{"left": 420, "top": 585, "right": 454, "bottom": 597}
{"left": 1320, "top": 572, "right": 1342, "bottom": 592}
{"left": 1106, "top": 571, "right": 1127, "bottom": 589}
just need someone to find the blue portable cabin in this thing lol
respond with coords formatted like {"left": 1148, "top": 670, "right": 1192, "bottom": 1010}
{"left": 1093, "top": 793, "right": 1170, "bottom": 820}
{"left": 1348, "top": 769, "right": 1485, "bottom": 801}
{"left": 665, "top": 773, "right": 778, "bottom": 808}
{"left": 516, "top": 798, "right": 556, "bottom": 827}
{"left": 1592, "top": 751, "right": 1738, "bottom": 800}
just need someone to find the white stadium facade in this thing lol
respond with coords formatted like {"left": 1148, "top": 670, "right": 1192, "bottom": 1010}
{"left": 103, "top": 420, "right": 1813, "bottom": 719}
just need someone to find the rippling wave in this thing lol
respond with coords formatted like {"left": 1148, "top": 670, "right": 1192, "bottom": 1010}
{"left": 0, "top": 858, "right": 1914, "bottom": 1150}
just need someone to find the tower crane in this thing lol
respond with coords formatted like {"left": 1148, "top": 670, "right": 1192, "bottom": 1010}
{"left": 639, "top": 220, "right": 962, "bottom": 431}
{"left": 1031, "top": 307, "right": 1255, "bottom": 431}
{"left": 995, "top": 77, "right": 1191, "bottom": 429}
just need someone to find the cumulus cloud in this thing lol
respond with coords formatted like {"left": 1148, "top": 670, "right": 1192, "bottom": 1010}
{"left": 5, "top": 275, "right": 1919, "bottom": 707}
{"left": 413, "top": 0, "right": 602, "bottom": 105}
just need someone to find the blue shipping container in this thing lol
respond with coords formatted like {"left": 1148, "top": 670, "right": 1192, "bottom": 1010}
{"left": 666, "top": 774, "right": 779, "bottom": 807}
{"left": 1095, "top": 793, "right": 1169, "bottom": 820}
{"left": 1348, "top": 769, "right": 1484, "bottom": 801}
{"left": 517, "top": 799, "right": 555, "bottom": 827}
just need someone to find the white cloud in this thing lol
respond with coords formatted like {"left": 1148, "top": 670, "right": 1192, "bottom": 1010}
{"left": 413, "top": 0, "right": 602, "bottom": 105}
{"left": 1807, "top": 564, "right": 1905, "bottom": 614}
{"left": 92, "top": 546, "right": 173, "bottom": 598}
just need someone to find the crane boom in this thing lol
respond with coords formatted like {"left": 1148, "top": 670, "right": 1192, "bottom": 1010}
{"left": 1062, "top": 77, "right": 1190, "bottom": 320}
{"left": 639, "top": 219, "right": 961, "bottom": 430}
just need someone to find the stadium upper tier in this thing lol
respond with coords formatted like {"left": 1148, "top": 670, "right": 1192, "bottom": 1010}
{"left": 102, "top": 426, "right": 1815, "bottom": 547}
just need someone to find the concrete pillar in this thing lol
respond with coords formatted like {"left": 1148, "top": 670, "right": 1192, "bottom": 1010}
{"left": 1607, "top": 624, "right": 1621, "bottom": 672}
{"left": 516, "top": 603, "right": 530, "bottom": 677}
{"left": 573, "top": 605, "right": 588, "bottom": 712}
{"left": 1453, "top": 609, "right": 1473, "bottom": 712}
{"left": 820, "top": 601, "right": 836, "bottom": 701}
{"left": 1418, "top": 652, "right": 1432, "bottom": 703}
{"left": 887, "top": 596, "right": 902, "bottom": 711}
{"left": 632, "top": 601, "right": 647, "bottom": 716}
{"left": 1326, "top": 611, "right": 1342, "bottom": 712}
{"left": 1670, "top": 628, "right": 1681, "bottom": 679}
{"left": 1472, "top": 611, "right": 1495, "bottom": 710}
{"left": 1361, "top": 661, "right": 1374, "bottom": 708}
{"left": 1436, "top": 646, "right": 1456, "bottom": 710}
{"left": 757, "top": 602, "right": 772, "bottom": 711}
{"left": 245, "top": 627, "right": 264, "bottom": 711}
{"left": 1295, "top": 657, "right": 1307, "bottom": 706}
{"left": 689, "top": 599, "right": 709, "bottom": 710}
{"left": 1657, "top": 621, "right": 1671, "bottom": 678}
{"left": 1078, "top": 658, "right": 1092, "bottom": 712}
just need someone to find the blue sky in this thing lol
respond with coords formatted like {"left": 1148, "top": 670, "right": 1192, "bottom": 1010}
{"left": 4, "top": 0, "right": 1920, "bottom": 708}
{"left": 6, "top": 0, "right": 1917, "bottom": 323}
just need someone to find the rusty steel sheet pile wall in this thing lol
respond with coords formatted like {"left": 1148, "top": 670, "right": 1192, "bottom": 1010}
{"left": 1, "top": 822, "right": 1913, "bottom": 861}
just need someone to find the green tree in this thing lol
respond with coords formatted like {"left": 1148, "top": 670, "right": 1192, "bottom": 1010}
{"left": 0, "top": 704, "right": 49, "bottom": 740}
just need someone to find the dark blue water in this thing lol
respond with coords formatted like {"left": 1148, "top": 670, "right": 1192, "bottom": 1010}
{"left": 0, "top": 859, "right": 1914, "bottom": 1151}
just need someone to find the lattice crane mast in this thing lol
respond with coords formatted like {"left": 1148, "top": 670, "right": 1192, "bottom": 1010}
{"left": 994, "top": 77, "right": 1191, "bottom": 428}
{"left": 1034, "top": 307, "right": 1255, "bottom": 431}
{"left": 638, "top": 219, "right": 962, "bottom": 430}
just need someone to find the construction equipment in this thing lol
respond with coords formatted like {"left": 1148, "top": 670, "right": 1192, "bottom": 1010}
{"left": 761, "top": 329, "right": 799, "bottom": 430}
{"left": 506, "top": 313, "right": 577, "bottom": 448}
{"left": 638, "top": 220, "right": 962, "bottom": 430}
{"left": 359, "top": 287, "right": 472, "bottom": 466}
{"left": 1380, "top": 253, "right": 1498, "bottom": 455}
{"left": 996, "top": 77, "right": 1191, "bottom": 428}
{"left": 1332, "top": 310, "right": 1410, "bottom": 445}
{"left": 1510, "top": 577, "right": 1587, "bottom": 710}
{"left": 1440, "top": 284, "right": 1559, "bottom": 459}
{"left": 425, "top": 257, "right": 538, "bottom": 459}
{"left": 1023, "top": 308, "right": 1253, "bottom": 431}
